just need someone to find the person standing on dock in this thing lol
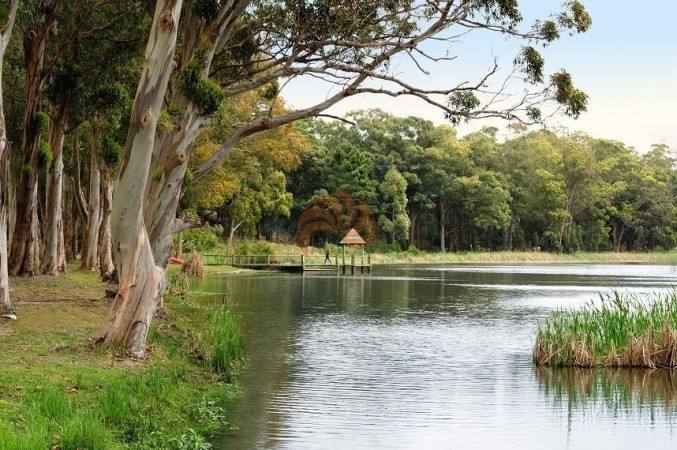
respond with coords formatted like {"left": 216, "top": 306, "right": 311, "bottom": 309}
{"left": 324, "top": 249, "right": 331, "bottom": 265}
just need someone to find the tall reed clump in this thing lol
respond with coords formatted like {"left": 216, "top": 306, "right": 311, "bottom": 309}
{"left": 534, "top": 290, "right": 677, "bottom": 368}
{"left": 183, "top": 251, "right": 205, "bottom": 278}
{"left": 201, "top": 306, "right": 245, "bottom": 382}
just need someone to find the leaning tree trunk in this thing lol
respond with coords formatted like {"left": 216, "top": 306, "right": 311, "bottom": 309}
{"left": 41, "top": 108, "right": 69, "bottom": 274}
{"left": 144, "top": 2, "right": 249, "bottom": 265}
{"left": 81, "top": 135, "right": 101, "bottom": 270}
{"left": 97, "top": 0, "right": 182, "bottom": 356}
{"left": 0, "top": 0, "right": 19, "bottom": 318}
{"left": 145, "top": 101, "right": 203, "bottom": 266}
{"left": 97, "top": 160, "right": 114, "bottom": 276}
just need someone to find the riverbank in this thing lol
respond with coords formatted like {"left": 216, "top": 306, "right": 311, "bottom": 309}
{"left": 0, "top": 267, "right": 242, "bottom": 449}
{"left": 211, "top": 241, "right": 677, "bottom": 265}
{"left": 369, "top": 250, "right": 677, "bottom": 265}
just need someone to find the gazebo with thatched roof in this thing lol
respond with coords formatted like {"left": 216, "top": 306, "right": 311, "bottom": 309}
{"left": 340, "top": 228, "right": 366, "bottom": 264}
{"left": 340, "top": 228, "right": 366, "bottom": 246}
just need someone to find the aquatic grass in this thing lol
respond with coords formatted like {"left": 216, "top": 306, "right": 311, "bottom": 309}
{"left": 534, "top": 289, "right": 677, "bottom": 368}
{"left": 202, "top": 306, "right": 245, "bottom": 381}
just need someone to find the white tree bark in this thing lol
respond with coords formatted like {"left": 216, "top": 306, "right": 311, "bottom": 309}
{"left": 97, "top": 0, "right": 182, "bottom": 356}
{"left": 0, "top": 0, "right": 19, "bottom": 319}
{"left": 81, "top": 136, "right": 100, "bottom": 270}
{"left": 97, "top": 160, "right": 114, "bottom": 275}
{"left": 41, "top": 111, "right": 68, "bottom": 274}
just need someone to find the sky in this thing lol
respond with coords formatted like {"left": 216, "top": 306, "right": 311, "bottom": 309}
{"left": 281, "top": 1, "right": 677, "bottom": 153}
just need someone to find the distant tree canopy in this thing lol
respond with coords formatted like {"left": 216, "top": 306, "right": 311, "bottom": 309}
{"left": 280, "top": 110, "right": 677, "bottom": 253}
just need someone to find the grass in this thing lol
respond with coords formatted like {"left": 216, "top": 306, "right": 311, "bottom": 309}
{"left": 199, "top": 239, "right": 677, "bottom": 265}
{"left": 0, "top": 265, "right": 245, "bottom": 449}
{"left": 371, "top": 250, "right": 677, "bottom": 265}
{"left": 534, "top": 290, "right": 677, "bottom": 368}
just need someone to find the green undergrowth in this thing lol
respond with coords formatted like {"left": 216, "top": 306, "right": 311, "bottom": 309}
{"left": 0, "top": 268, "right": 244, "bottom": 449}
{"left": 534, "top": 290, "right": 677, "bottom": 368}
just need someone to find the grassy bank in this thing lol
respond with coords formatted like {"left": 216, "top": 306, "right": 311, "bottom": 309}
{"left": 202, "top": 240, "right": 677, "bottom": 265}
{"left": 534, "top": 290, "right": 677, "bottom": 368}
{"left": 369, "top": 250, "right": 677, "bottom": 264}
{"left": 0, "top": 267, "right": 243, "bottom": 449}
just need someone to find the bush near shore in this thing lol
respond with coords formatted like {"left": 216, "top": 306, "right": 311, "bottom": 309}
{"left": 0, "top": 267, "right": 244, "bottom": 449}
{"left": 534, "top": 290, "right": 677, "bottom": 368}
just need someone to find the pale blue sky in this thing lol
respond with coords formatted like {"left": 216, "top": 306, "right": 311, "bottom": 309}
{"left": 282, "top": 1, "right": 677, "bottom": 152}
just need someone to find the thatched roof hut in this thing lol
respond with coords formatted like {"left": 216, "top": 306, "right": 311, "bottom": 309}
{"left": 340, "top": 228, "right": 366, "bottom": 247}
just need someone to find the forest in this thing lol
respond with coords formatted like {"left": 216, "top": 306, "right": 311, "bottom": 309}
{"left": 182, "top": 109, "right": 677, "bottom": 256}
{"left": 288, "top": 112, "right": 676, "bottom": 254}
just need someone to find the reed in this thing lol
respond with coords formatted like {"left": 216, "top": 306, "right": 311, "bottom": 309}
{"left": 534, "top": 290, "right": 677, "bottom": 368}
{"left": 200, "top": 306, "right": 245, "bottom": 382}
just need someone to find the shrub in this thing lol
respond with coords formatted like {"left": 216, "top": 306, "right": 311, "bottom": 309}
{"left": 234, "top": 239, "right": 273, "bottom": 256}
{"left": 366, "top": 239, "right": 402, "bottom": 254}
{"left": 182, "top": 224, "right": 223, "bottom": 253}
{"left": 182, "top": 252, "right": 205, "bottom": 278}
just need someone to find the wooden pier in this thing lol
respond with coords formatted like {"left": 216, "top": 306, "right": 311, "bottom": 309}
{"left": 201, "top": 254, "right": 372, "bottom": 274}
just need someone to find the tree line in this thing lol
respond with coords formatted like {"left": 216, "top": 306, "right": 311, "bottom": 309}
{"left": 0, "top": 0, "right": 594, "bottom": 355}
{"left": 276, "top": 110, "right": 676, "bottom": 253}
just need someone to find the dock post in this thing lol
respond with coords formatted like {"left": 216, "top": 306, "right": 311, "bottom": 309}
{"left": 351, "top": 254, "right": 355, "bottom": 275}
{"left": 301, "top": 254, "right": 305, "bottom": 271}
{"left": 368, "top": 254, "right": 371, "bottom": 273}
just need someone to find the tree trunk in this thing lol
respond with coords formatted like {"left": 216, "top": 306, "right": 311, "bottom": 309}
{"left": 97, "top": 161, "right": 114, "bottom": 275}
{"left": 8, "top": 3, "right": 61, "bottom": 276}
{"left": 437, "top": 200, "right": 446, "bottom": 253}
{"left": 174, "top": 230, "right": 182, "bottom": 258}
{"left": 70, "top": 129, "right": 88, "bottom": 224}
{"left": 145, "top": 102, "right": 203, "bottom": 267}
{"left": 41, "top": 109, "right": 69, "bottom": 275}
{"left": 0, "top": 0, "right": 18, "bottom": 319}
{"left": 63, "top": 178, "right": 75, "bottom": 262}
{"left": 226, "top": 220, "right": 242, "bottom": 254}
{"left": 612, "top": 221, "right": 625, "bottom": 253}
{"left": 408, "top": 210, "right": 418, "bottom": 248}
{"left": 97, "top": 0, "right": 182, "bottom": 357}
{"left": 81, "top": 134, "right": 101, "bottom": 270}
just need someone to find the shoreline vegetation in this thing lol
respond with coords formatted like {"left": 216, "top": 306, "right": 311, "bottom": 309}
{"left": 534, "top": 290, "right": 677, "bottom": 369}
{"left": 197, "top": 240, "right": 677, "bottom": 266}
{"left": 0, "top": 266, "right": 243, "bottom": 449}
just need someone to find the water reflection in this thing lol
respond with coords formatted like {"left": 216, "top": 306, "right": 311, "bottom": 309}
{"left": 201, "top": 264, "right": 677, "bottom": 449}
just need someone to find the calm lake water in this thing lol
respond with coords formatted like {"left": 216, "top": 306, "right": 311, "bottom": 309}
{"left": 195, "top": 264, "right": 677, "bottom": 449}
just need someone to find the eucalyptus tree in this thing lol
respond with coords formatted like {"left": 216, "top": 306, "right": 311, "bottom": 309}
{"left": 0, "top": 0, "right": 19, "bottom": 320}
{"left": 101, "top": 0, "right": 592, "bottom": 355}
{"left": 379, "top": 167, "right": 409, "bottom": 245}
{"left": 8, "top": 0, "right": 61, "bottom": 275}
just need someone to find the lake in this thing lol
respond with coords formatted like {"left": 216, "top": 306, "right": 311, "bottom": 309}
{"left": 195, "top": 264, "right": 677, "bottom": 449}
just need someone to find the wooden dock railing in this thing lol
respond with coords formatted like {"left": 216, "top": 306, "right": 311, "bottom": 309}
{"left": 199, "top": 254, "right": 371, "bottom": 273}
